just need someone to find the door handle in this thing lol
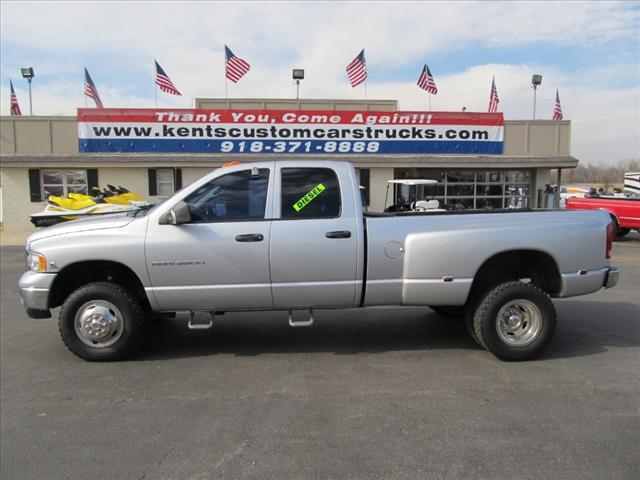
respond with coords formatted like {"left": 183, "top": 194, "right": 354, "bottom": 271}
{"left": 235, "top": 233, "right": 264, "bottom": 242}
{"left": 325, "top": 230, "right": 352, "bottom": 239}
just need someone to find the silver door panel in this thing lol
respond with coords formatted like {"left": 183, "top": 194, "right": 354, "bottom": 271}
{"left": 146, "top": 222, "right": 273, "bottom": 310}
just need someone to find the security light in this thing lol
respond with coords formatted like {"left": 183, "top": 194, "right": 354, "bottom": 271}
{"left": 21, "top": 67, "right": 35, "bottom": 79}
{"left": 21, "top": 67, "right": 35, "bottom": 115}
{"left": 531, "top": 74, "right": 543, "bottom": 119}
{"left": 292, "top": 69, "right": 304, "bottom": 99}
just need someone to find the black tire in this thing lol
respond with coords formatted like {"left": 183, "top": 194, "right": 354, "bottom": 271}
{"left": 58, "top": 282, "right": 145, "bottom": 361}
{"left": 464, "top": 296, "right": 485, "bottom": 348}
{"left": 429, "top": 305, "right": 465, "bottom": 319}
{"left": 615, "top": 228, "right": 630, "bottom": 238}
{"left": 472, "top": 282, "right": 557, "bottom": 361}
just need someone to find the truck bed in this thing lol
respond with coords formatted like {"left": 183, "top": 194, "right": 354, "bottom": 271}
{"left": 363, "top": 209, "right": 611, "bottom": 307}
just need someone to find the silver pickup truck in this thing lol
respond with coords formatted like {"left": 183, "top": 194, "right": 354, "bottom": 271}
{"left": 19, "top": 161, "right": 619, "bottom": 362}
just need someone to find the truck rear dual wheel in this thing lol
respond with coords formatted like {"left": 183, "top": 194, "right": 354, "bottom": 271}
{"left": 472, "top": 282, "right": 557, "bottom": 361}
{"left": 58, "top": 282, "right": 145, "bottom": 361}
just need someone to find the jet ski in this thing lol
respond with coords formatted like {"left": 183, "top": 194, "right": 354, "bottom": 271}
{"left": 30, "top": 185, "right": 150, "bottom": 227}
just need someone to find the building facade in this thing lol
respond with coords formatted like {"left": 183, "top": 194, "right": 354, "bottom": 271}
{"left": 0, "top": 98, "right": 576, "bottom": 234}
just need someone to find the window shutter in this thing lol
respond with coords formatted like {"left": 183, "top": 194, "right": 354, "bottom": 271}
{"left": 87, "top": 169, "right": 99, "bottom": 190}
{"left": 174, "top": 168, "right": 182, "bottom": 191}
{"left": 148, "top": 169, "right": 157, "bottom": 196}
{"left": 28, "top": 169, "right": 42, "bottom": 202}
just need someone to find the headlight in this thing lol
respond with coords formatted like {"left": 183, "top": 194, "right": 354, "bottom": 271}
{"left": 26, "top": 252, "right": 47, "bottom": 272}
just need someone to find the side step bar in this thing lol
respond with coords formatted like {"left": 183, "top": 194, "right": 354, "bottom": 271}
{"left": 185, "top": 309, "right": 317, "bottom": 330}
{"left": 288, "top": 308, "right": 315, "bottom": 327}
{"left": 187, "top": 310, "right": 214, "bottom": 330}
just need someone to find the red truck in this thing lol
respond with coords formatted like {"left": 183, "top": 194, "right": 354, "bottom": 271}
{"left": 566, "top": 196, "right": 640, "bottom": 238}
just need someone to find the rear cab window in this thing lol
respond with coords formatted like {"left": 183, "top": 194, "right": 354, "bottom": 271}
{"left": 280, "top": 168, "right": 341, "bottom": 219}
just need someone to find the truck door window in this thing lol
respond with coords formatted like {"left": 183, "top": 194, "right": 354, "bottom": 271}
{"left": 281, "top": 168, "right": 341, "bottom": 219}
{"left": 184, "top": 169, "right": 270, "bottom": 222}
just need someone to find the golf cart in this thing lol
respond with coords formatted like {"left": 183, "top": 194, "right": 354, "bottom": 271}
{"left": 384, "top": 179, "right": 446, "bottom": 213}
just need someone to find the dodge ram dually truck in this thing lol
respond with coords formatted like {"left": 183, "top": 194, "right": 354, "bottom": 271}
{"left": 19, "top": 161, "right": 619, "bottom": 362}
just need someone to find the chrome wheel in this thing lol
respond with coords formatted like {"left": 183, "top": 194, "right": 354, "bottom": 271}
{"left": 496, "top": 299, "right": 542, "bottom": 347}
{"left": 74, "top": 300, "right": 124, "bottom": 348}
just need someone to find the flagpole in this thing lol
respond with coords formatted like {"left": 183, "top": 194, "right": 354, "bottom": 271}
{"left": 225, "top": 77, "right": 228, "bottom": 99}
{"left": 153, "top": 60, "right": 158, "bottom": 108}
{"left": 364, "top": 79, "right": 367, "bottom": 100}
{"left": 428, "top": 91, "right": 431, "bottom": 111}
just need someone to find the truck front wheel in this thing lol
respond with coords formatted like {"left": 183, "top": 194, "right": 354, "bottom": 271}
{"left": 58, "top": 282, "right": 145, "bottom": 361}
{"left": 472, "top": 282, "right": 557, "bottom": 361}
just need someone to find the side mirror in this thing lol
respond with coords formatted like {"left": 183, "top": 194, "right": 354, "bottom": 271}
{"left": 160, "top": 201, "right": 191, "bottom": 225}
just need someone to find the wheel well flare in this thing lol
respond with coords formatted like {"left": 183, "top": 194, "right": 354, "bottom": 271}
{"left": 471, "top": 250, "right": 562, "bottom": 298}
{"left": 48, "top": 261, "right": 148, "bottom": 309}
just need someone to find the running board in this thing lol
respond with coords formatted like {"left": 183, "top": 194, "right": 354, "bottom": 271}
{"left": 288, "top": 308, "right": 315, "bottom": 327}
{"left": 187, "top": 310, "right": 214, "bottom": 330}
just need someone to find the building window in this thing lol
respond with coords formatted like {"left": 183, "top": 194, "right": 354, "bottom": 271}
{"left": 148, "top": 168, "right": 182, "bottom": 197}
{"left": 156, "top": 168, "right": 175, "bottom": 196}
{"left": 41, "top": 170, "right": 88, "bottom": 198}
{"left": 393, "top": 168, "right": 532, "bottom": 211}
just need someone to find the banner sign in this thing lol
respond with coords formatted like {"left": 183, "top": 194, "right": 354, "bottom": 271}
{"left": 78, "top": 109, "right": 504, "bottom": 155}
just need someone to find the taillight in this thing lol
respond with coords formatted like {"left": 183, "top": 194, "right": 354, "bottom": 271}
{"left": 605, "top": 221, "right": 614, "bottom": 259}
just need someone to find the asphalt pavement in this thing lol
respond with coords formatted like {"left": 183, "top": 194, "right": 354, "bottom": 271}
{"left": 1, "top": 235, "right": 639, "bottom": 480}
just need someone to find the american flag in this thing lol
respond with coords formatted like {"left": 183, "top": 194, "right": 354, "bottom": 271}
{"left": 10, "top": 80, "right": 21, "bottom": 116}
{"left": 154, "top": 61, "right": 182, "bottom": 96}
{"left": 346, "top": 49, "right": 367, "bottom": 87}
{"left": 225, "top": 46, "right": 250, "bottom": 83}
{"left": 417, "top": 64, "right": 438, "bottom": 94}
{"left": 84, "top": 68, "right": 104, "bottom": 108}
{"left": 488, "top": 76, "right": 499, "bottom": 113}
{"left": 553, "top": 89, "right": 563, "bottom": 120}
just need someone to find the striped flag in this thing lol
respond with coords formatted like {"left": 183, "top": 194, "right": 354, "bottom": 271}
{"left": 225, "top": 45, "right": 250, "bottom": 83}
{"left": 154, "top": 61, "right": 182, "bottom": 96}
{"left": 346, "top": 49, "right": 367, "bottom": 87}
{"left": 10, "top": 80, "right": 21, "bottom": 116}
{"left": 417, "top": 64, "right": 438, "bottom": 94}
{"left": 488, "top": 76, "right": 499, "bottom": 113}
{"left": 84, "top": 68, "right": 104, "bottom": 108}
{"left": 553, "top": 89, "right": 563, "bottom": 120}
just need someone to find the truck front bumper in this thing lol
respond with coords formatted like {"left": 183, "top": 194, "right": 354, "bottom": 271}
{"left": 603, "top": 267, "right": 620, "bottom": 289}
{"left": 18, "top": 271, "right": 56, "bottom": 319}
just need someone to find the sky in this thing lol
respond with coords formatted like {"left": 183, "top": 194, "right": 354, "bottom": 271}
{"left": 1, "top": 0, "right": 639, "bottom": 165}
